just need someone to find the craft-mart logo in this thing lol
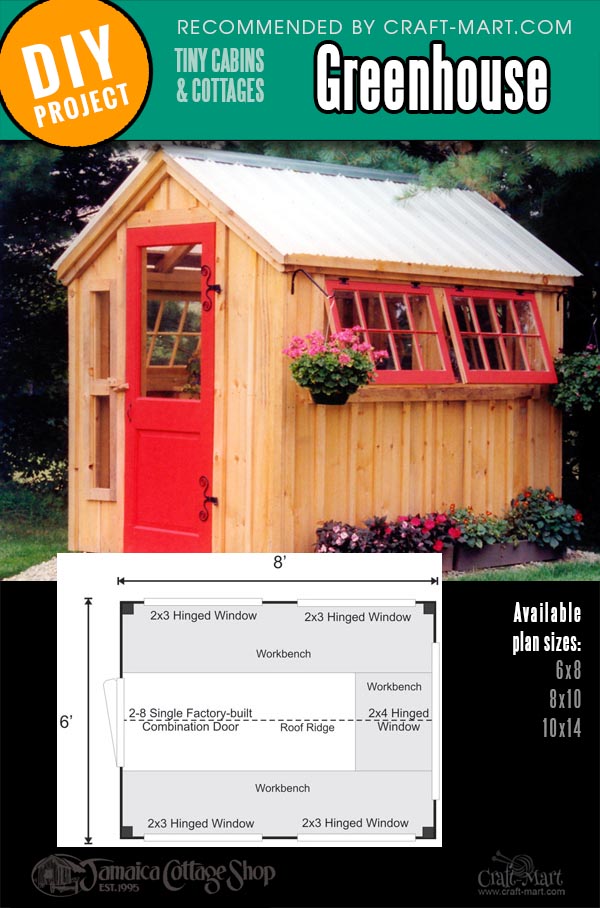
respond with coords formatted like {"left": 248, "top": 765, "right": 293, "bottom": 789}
{"left": 31, "top": 854, "right": 276, "bottom": 897}
{"left": 477, "top": 852, "right": 565, "bottom": 897}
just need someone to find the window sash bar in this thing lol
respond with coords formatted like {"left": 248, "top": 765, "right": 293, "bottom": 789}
{"left": 378, "top": 292, "right": 403, "bottom": 371}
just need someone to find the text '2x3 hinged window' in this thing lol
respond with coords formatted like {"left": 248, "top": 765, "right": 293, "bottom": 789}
{"left": 326, "top": 281, "right": 556, "bottom": 385}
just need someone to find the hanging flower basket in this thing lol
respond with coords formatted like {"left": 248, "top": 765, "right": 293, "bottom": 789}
{"left": 310, "top": 390, "right": 349, "bottom": 405}
{"left": 283, "top": 328, "right": 388, "bottom": 403}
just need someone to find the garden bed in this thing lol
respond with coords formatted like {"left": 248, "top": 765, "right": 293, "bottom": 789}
{"left": 316, "top": 488, "right": 583, "bottom": 566}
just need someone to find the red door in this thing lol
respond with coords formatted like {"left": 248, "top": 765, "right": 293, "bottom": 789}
{"left": 124, "top": 224, "right": 215, "bottom": 552}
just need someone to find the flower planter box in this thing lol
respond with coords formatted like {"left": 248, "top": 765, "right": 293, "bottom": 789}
{"left": 453, "top": 541, "right": 560, "bottom": 572}
{"left": 442, "top": 546, "right": 454, "bottom": 572}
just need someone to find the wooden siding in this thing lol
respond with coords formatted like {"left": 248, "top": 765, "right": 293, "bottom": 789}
{"left": 69, "top": 234, "right": 126, "bottom": 551}
{"left": 67, "top": 173, "right": 565, "bottom": 554}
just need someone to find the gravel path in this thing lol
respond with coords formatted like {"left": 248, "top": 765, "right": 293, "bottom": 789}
{"left": 3, "top": 557, "right": 57, "bottom": 581}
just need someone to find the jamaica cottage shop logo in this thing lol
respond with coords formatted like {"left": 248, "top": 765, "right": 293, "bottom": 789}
{"left": 478, "top": 851, "right": 565, "bottom": 897}
{"left": 31, "top": 854, "right": 276, "bottom": 896}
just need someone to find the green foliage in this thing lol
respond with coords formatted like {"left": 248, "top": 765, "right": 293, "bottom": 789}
{"left": 506, "top": 487, "right": 583, "bottom": 550}
{"left": 448, "top": 560, "right": 600, "bottom": 581}
{"left": 0, "top": 482, "right": 67, "bottom": 578}
{"left": 245, "top": 140, "right": 428, "bottom": 175}
{"left": 239, "top": 139, "right": 600, "bottom": 206}
{"left": 0, "top": 142, "right": 137, "bottom": 481}
{"left": 449, "top": 507, "right": 510, "bottom": 549}
{"left": 0, "top": 481, "right": 65, "bottom": 521}
{"left": 526, "top": 141, "right": 600, "bottom": 176}
{"left": 288, "top": 348, "right": 374, "bottom": 396}
{"left": 550, "top": 349, "right": 600, "bottom": 414}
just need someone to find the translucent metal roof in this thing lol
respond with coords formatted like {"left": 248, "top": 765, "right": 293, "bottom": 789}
{"left": 54, "top": 148, "right": 580, "bottom": 280}
{"left": 173, "top": 152, "right": 579, "bottom": 278}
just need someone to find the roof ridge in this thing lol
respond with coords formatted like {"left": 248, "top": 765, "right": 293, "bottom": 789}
{"left": 162, "top": 144, "right": 420, "bottom": 184}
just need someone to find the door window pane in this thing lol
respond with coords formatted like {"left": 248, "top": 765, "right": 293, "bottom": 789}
{"left": 142, "top": 244, "right": 203, "bottom": 399}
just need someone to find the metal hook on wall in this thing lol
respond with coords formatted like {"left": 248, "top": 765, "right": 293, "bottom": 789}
{"left": 290, "top": 269, "right": 331, "bottom": 298}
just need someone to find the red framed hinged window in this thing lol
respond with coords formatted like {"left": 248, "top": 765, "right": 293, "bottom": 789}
{"left": 443, "top": 289, "right": 556, "bottom": 384}
{"left": 326, "top": 281, "right": 456, "bottom": 384}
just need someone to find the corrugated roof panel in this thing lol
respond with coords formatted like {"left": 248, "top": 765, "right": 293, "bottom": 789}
{"left": 173, "top": 154, "right": 579, "bottom": 278}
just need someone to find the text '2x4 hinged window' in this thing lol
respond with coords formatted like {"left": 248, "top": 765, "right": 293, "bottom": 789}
{"left": 326, "top": 281, "right": 556, "bottom": 385}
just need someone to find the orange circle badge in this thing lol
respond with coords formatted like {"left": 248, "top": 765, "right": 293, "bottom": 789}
{"left": 0, "top": 0, "right": 151, "bottom": 146}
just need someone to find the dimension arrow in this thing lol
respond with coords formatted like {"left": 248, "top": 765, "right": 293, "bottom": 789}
{"left": 117, "top": 577, "right": 439, "bottom": 585}
{"left": 85, "top": 596, "right": 92, "bottom": 845}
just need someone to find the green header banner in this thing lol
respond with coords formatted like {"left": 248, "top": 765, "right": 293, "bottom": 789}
{"left": 1, "top": 0, "right": 598, "bottom": 140}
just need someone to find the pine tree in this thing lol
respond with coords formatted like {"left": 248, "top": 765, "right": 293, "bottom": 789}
{"left": 0, "top": 143, "right": 137, "bottom": 486}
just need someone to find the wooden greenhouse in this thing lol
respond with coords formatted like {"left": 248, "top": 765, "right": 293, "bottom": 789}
{"left": 55, "top": 147, "right": 579, "bottom": 553}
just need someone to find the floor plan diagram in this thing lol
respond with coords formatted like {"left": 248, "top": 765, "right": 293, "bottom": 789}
{"left": 57, "top": 554, "right": 441, "bottom": 847}
{"left": 107, "top": 589, "right": 438, "bottom": 841}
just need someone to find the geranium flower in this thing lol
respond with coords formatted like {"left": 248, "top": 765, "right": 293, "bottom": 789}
{"left": 433, "top": 540, "right": 444, "bottom": 552}
{"left": 448, "top": 526, "right": 462, "bottom": 539}
{"left": 410, "top": 517, "right": 421, "bottom": 527}
{"left": 373, "top": 350, "right": 389, "bottom": 362}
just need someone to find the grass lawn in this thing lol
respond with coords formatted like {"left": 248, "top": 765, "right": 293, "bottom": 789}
{"left": 446, "top": 557, "right": 600, "bottom": 581}
{"left": 0, "top": 484, "right": 67, "bottom": 579}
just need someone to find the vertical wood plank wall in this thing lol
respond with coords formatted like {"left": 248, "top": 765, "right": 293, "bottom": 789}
{"left": 68, "top": 173, "right": 563, "bottom": 553}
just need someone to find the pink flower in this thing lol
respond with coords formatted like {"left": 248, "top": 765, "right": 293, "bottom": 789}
{"left": 338, "top": 353, "right": 351, "bottom": 365}
{"left": 436, "top": 513, "right": 447, "bottom": 524}
{"left": 410, "top": 517, "right": 421, "bottom": 527}
{"left": 448, "top": 526, "right": 462, "bottom": 539}
{"left": 433, "top": 540, "right": 444, "bottom": 552}
{"left": 424, "top": 518, "right": 436, "bottom": 530}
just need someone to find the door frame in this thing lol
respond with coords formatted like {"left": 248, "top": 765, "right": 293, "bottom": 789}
{"left": 123, "top": 222, "right": 216, "bottom": 552}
